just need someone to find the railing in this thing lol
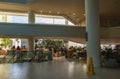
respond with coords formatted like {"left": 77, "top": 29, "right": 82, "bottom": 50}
{"left": 0, "top": 51, "right": 12, "bottom": 63}
{"left": 0, "top": 50, "right": 53, "bottom": 64}
{"left": 8, "top": 53, "right": 16, "bottom": 63}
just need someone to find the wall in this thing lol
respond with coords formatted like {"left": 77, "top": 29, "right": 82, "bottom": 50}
{"left": 0, "top": 22, "right": 85, "bottom": 38}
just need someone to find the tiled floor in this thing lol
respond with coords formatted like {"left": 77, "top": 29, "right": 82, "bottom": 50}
{"left": 0, "top": 57, "right": 120, "bottom": 79}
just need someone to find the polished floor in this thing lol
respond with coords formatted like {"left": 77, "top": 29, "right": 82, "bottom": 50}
{"left": 0, "top": 57, "right": 120, "bottom": 79}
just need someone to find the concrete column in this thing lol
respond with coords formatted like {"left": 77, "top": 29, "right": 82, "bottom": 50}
{"left": 28, "top": 37, "right": 34, "bottom": 51}
{"left": 65, "top": 19, "right": 68, "bottom": 25}
{"left": 28, "top": 10, "right": 35, "bottom": 24}
{"left": 85, "top": 0, "right": 100, "bottom": 67}
{"left": 28, "top": 10, "right": 35, "bottom": 51}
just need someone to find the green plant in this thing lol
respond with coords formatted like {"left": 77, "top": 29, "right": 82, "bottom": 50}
{"left": 37, "top": 39, "right": 64, "bottom": 48}
{"left": 0, "top": 38, "right": 13, "bottom": 48}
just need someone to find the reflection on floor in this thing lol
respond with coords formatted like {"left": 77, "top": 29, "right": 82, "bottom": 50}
{"left": 0, "top": 57, "right": 120, "bottom": 79}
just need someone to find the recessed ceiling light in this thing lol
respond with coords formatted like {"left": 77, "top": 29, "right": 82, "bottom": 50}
{"left": 73, "top": 13, "right": 76, "bottom": 16}
{"left": 77, "top": 18, "right": 79, "bottom": 21}
{"left": 40, "top": 10, "right": 43, "bottom": 13}
{"left": 49, "top": 11, "right": 51, "bottom": 13}
{"left": 57, "top": 12, "right": 60, "bottom": 14}
{"left": 83, "top": 13, "right": 86, "bottom": 16}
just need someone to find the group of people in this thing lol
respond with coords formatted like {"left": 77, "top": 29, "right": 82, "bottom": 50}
{"left": 36, "top": 46, "right": 87, "bottom": 59}
{"left": 11, "top": 46, "right": 21, "bottom": 55}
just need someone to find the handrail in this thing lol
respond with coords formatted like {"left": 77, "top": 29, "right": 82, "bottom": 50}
{"left": 0, "top": 52, "right": 10, "bottom": 63}
{"left": 8, "top": 53, "right": 16, "bottom": 63}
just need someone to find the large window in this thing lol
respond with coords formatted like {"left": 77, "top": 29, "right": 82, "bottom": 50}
{"left": 0, "top": 12, "right": 28, "bottom": 23}
{"left": 68, "top": 21, "right": 74, "bottom": 25}
{"left": 35, "top": 14, "right": 74, "bottom": 25}
{"left": 36, "top": 17, "right": 53, "bottom": 24}
{"left": 11, "top": 16, "right": 28, "bottom": 23}
{"left": 53, "top": 18, "right": 65, "bottom": 24}
{"left": 0, "top": 11, "right": 75, "bottom": 25}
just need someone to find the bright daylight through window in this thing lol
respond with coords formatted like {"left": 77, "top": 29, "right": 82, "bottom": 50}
{"left": 0, "top": 11, "right": 74, "bottom": 25}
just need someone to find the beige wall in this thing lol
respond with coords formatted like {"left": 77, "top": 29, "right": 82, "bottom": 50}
{"left": 80, "top": 20, "right": 86, "bottom": 27}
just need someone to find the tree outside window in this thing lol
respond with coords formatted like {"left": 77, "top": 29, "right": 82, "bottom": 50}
{"left": 0, "top": 38, "right": 13, "bottom": 49}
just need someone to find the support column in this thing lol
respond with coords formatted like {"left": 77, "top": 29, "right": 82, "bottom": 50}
{"left": 28, "top": 10, "right": 35, "bottom": 51}
{"left": 28, "top": 10, "right": 35, "bottom": 24}
{"left": 85, "top": 0, "right": 100, "bottom": 67}
{"left": 65, "top": 19, "right": 68, "bottom": 25}
{"left": 28, "top": 37, "right": 34, "bottom": 51}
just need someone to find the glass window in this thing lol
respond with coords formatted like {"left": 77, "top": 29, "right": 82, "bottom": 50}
{"left": 0, "top": 15, "right": 7, "bottom": 22}
{"left": 0, "top": 15, "right": 3, "bottom": 22}
{"left": 68, "top": 21, "right": 74, "bottom": 25}
{"left": 0, "top": 11, "right": 75, "bottom": 26}
{"left": 36, "top": 17, "right": 53, "bottom": 24}
{"left": 35, "top": 14, "right": 67, "bottom": 25}
{"left": 0, "top": 12, "right": 28, "bottom": 23}
{"left": 11, "top": 16, "right": 28, "bottom": 23}
{"left": 53, "top": 18, "right": 65, "bottom": 24}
